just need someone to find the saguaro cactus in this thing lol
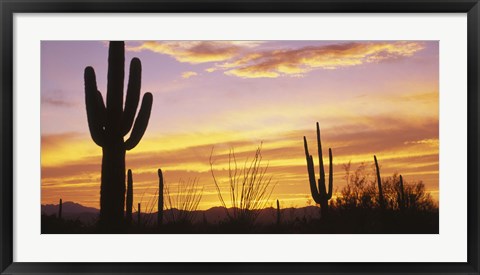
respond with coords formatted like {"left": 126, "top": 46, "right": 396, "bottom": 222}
{"left": 398, "top": 175, "right": 405, "bottom": 210}
{"left": 303, "top": 122, "right": 333, "bottom": 218}
{"left": 58, "top": 199, "right": 63, "bottom": 219}
{"left": 126, "top": 169, "right": 133, "bottom": 225}
{"left": 374, "top": 155, "right": 385, "bottom": 209}
{"left": 276, "top": 199, "right": 281, "bottom": 226}
{"left": 137, "top": 203, "right": 141, "bottom": 226}
{"left": 157, "top": 169, "right": 164, "bottom": 227}
{"left": 84, "top": 41, "right": 153, "bottom": 228}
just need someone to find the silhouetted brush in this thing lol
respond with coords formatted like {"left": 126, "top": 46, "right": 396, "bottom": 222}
{"left": 374, "top": 155, "right": 385, "bottom": 209}
{"left": 303, "top": 122, "right": 333, "bottom": 218}
{"left": 157, "top": 169, "right": 164, "bottom": 227}
{"left": 58, "top": 199, "right": 62, "bottom": 220}
{"left": 84, "top": 41, "right": 153, "bottom": 228}
{"left": 126, "top": 169, "right": 133, "bottom": 226}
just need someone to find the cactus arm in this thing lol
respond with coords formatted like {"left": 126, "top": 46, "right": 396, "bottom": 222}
{"left": 124, "top": 93, "right": 153, "bottom": 150}
{"left": 84, "top": 67, "right": 105, "bottom": 147}
{"left": 303, "top": 136, "right": 311, "bottom": 159}
{"left": 316, "top": 122, "right": 325, "bottom": 188}
{"left": 106, "top": 41, "right": 125, "bottom": 124}
{"left": 121, "top": 57, "right": 142, "bottom": 136}
{"left": 304, "top": 136, "right": 322, "bottom": 204}
{"left": 315, "top": 122, "right": 329, "bottom": 198}
{"left": 327, "top": 148, "right": 333, "bottom": 200}
{"left": 95, "top": 90, "right": 106, "bottom": 125}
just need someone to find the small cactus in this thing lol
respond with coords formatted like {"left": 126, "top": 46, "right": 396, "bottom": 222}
{"left": 398, "top": 175, "right": 405, "bottom": 211}
{"left": 374, "top": 155, "right": 385, "bottom": 209}
{"left": 276, "top": 199, "right": 281, "bottom": 226}
{"left": 58, "top": 198, "right": 63, "bottom": 219}
{"left": 157, "top": 169, "right": 164, "bottom": 227}
{"left": 126, "top": 169, "right": 133, "bottom": 225}
{"left": 137, "top": 203, "right": 141, "bottom": 226}
{"left": 303, "top": 122, "right": 333, "bottom": 218}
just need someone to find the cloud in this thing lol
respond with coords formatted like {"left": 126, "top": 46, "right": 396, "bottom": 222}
{"left": 181, "top": 71, "right": 198, "bottom": 79}
{"left": 126, "top": 41, "right": 262, "bottom": 64}
{"left": 41, "top": 132, "right": 101, "bottom": 166}
{"left": 127, "top": 41, "right": 426, "bottom": 79}
{"left": 404, "top": 139, "right": 439, "bottom": 146}
{"left": 42, "top": 132, "right": 80, "bottom": 149}
{"left": 41, "top": 118, "right": 439, "bottom": 210}
{"left": 220, "top": 41, "right": 426, "bottom": 78}
{"left": 42, "top": 90, "right": 77, "bottom": 107}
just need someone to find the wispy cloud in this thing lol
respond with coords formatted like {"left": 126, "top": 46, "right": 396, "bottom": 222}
{"left": 181, "top": 71, "right": 198, "bottom": 79}
{"left": 219, "top": 42, "right": 425, "bottom": 78}
{"left": 41, "top": 119, "right": 439, "bottom": 209}
{"left": 126, "top": 41, "right": 262, "bottom": 64}
{"left": 128, "top": 41, "right": 425, "bottom": 79}
{"left": 41, "top": 90, "right": 77, "bottom": 107}
{"left": 404, "top": 138, "right": 439, "bottom": 146}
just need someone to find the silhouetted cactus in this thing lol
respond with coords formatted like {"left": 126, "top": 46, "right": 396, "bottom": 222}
{"left": 398, "top": 175, "right": 405, "bottom": 210}
{"left": 137, "top": 203, "right": 141, "bottom": 226}
{"left": 303, "top": 122, "right": 333, "bottom": 218}
{"left": 374, "top": 155, "right": 385, "bottom": 209}
{"left": 84, "top": 41, "right": 153, "bottom": 228}
{"left": 58, "top": 199, "right": 62, "bottom": 219}
{"left": 157, "top": 169, "right": 164, "bottom": 227}
{"left": 276, "top": 199, "right": 281, "bottom": 226}
{"left": 126, "top": 169, "right": 133, "bottom": 225}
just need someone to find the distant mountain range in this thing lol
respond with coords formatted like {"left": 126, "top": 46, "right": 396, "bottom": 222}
{"left": 41, "top": 201, "right": 322, "bottom": 225}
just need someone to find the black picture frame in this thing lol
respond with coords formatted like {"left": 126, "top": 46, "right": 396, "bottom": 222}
{"left": 1, "top": 0, "right": 479, "bottom": 274}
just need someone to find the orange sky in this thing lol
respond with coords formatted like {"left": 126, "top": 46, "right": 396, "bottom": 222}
{"left": 41, "top": 41, "right": 439, "bottom": 210}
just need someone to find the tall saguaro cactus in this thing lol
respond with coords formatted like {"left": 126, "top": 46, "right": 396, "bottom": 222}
{"left": 374, "top": 155, "right": 385, "bottom": 209}
{"left": 303, "top": 122, "right": 333, "bottom": 218}
{"left": 84, "top": 41, "right": 153, "bottom": 228}
{"left": 157, "top": 169, "right": 164, "bottom": 227}
{"left": 126, "top": 169, "right": 133, "bottom": 226}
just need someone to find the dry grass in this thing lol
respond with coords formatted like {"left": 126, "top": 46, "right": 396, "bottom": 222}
{"left": 164, "top": 178, "right": 203, "bottom": 224}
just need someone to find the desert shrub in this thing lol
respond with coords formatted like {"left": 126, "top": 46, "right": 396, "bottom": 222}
{"left": 336, "top": 162, "right": 377, "bottom": 209}
{"left": 336, "top": 162, "right": 436, "bottom": 212}
{"left": 209, "top": 145, "right": 276, "bottom": 227}
{"left": 164, "top": 178, "right": 203, "bottom": 225}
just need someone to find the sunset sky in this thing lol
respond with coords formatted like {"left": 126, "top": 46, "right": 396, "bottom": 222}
{"left": 41, "top": 40, "right": 439, "bottom": 211}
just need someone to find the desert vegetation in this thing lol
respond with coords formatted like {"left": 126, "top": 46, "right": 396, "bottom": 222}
{"left": 209, "top": 145, "right": 276, "bottom": 233}
{"left": 41, "top": 41, "right": 438, "bottom": 234}
{"left": 84, "top": 41, "right": 153, "bottom": 230}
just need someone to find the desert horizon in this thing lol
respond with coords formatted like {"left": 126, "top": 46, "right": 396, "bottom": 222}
{"left": 41, "top": 40, "right": 439, "bottom": 233}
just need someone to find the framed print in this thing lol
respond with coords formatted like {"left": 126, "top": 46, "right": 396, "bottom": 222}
{"left": 1, "top": 0, "right": 479, "bottom": 274}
